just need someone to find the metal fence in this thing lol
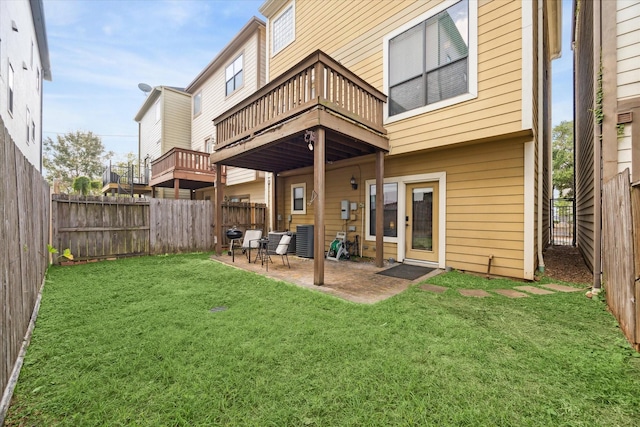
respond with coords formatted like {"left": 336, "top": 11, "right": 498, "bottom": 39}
{"left": 550, "top": 198, "right": 575, "bottom": 246}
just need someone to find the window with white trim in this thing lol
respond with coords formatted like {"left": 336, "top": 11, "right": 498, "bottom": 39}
{"left": 193, "top": 92, "right": 202, "bottom": 116}
{"left": 205, "top": 138, "right": 213, "bottom": 153}
{"left": 291, "top": 183, "right": 306, "bottom": 214}
{"left": 36, "top": 68, "right": 40, "bottom": 92}
{"left": 386, "top": 0, "right": 475, "bottom": 119}
{"left": 272, "top": 3, "right": 294, "bottom": 55}
{"left": 8, "top": 62, "right": 14, "bottom": 115}
{"left": 225, "top": 54, "right": 243, "bottom": 96}
{"left": 369, "top": 182, "right": 398, "bottom": 238}
{"left": 31, "top": 120, "right": 35, "bottom": 143}
{"left": 30, "top": 41, "right": 34, "bottom": 69}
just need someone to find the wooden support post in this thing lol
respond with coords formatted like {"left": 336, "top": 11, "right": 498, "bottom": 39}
{"left": 174, "top": 179, "right": 180, "bottom": 200}
{"left": 314, "top": 128, "right": 325, "bottom": 285}
{"left": 215, "top": 164, "right": 224, "bottom": 255}
{"left": 375, "top": 150, "right": 384, "bottom": 268}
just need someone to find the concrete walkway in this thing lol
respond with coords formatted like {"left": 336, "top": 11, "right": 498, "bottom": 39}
{"left": 211, "top": 253, "right": 441, "bottom": 304}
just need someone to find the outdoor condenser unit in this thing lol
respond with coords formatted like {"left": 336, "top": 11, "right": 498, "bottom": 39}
{"left": 296, "top": 225, "right": 314, "bottom": 258}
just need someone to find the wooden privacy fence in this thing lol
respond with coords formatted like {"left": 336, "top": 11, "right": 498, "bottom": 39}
{"left": 601, "top": 168, "right": 640, "bottom": 351}
{"left": 1, "top": 119, "right": 50, "bottom": 418}
{"left": 51, "top": 197, "right": 266, "bottom": 261}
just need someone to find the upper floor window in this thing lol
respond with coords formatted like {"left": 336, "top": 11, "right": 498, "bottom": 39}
{"left": 30, "top": 41, "right": 34, "bottom": 69}
{"left": 26, "top": 107, "right": 31, "bottom": 143}
{"left": 291, "top": 182, "right": 306, "bottom": 214}
{"left": 385, "top": 0, "right": 476, "bottom": 121}
{"left": 154, "top": 99, "right": 161, "bottom": 122}
{"left": 225, "top": 54, "right": 243, "bottom": 96}
{"left": 272, "top": 2, "right": 295, "bottom": 55}
{"left": 31, "top": 120, "right": 35, "bottom": 143}
{"left": 204, "top": 138, "right": 213, "bottom": 153}
{"left": 193, "top": 92, "right": 202, "bottom": 116}
{"left": 8, "top": 62, "right": 14, "bottom": 115}
{"left": 36, "top": 68, "right": 40, "bottom": 92}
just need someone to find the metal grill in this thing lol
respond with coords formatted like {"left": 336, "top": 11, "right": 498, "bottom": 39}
{"left": 550, "top": 198, "right": 575, "bottom": 246}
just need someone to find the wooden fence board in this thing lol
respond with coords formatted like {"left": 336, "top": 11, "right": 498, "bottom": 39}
{"left": 602, "top": 169, "right": 637, "bottom": 349}
{"left": 1, "top": 119, "right": 50, "bottom": 410}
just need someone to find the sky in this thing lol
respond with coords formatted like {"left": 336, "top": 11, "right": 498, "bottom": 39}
{"left": 42, "top": 0, "right": 264, "bottom": 160}
{"left": 42, "top": 0, "right": 574, "bottom": 160}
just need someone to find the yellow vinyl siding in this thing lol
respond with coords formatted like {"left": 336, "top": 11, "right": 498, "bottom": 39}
{"left": 162, "top": 89, "right": 191, "bottom": 151}
{"left": 227, "top": 179, "right": 266, "bottom": 203}
{"left": 226, "top": 167, "right": 258, "bottom": 186}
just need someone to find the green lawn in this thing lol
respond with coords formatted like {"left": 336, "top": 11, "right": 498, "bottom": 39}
{"left": 6, "top": 253, "right": 640, "bottom": 426}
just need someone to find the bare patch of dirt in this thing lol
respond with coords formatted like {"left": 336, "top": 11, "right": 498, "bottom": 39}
{"left": 542, "top": 245, "right": 592, "bottom": 285}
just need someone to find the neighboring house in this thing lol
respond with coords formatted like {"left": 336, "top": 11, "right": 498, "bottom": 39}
{"left": 185, "top": 17, "right": 267, "bottom": 203}
{"left": 211, "top": 0, "right": 561, "bottom": 284}
{"left": 132, "top": 85, "right": 209, "bottom": 199}
{"left": 0, "top": 0, "right": 51, "bottom": 172}
{"left": 573, "top": 0, "right": 640, "bottom": 288}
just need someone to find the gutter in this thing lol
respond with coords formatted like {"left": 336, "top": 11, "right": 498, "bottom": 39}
{"left": 537, "top": 0, "right": 545, "bottom": 273}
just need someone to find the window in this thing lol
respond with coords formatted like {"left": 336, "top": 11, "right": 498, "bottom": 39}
{"left": 154, "top": 99, "right": 161, "bottom": 122}
{"left": 272, "top": 2, "right": 295, "bottom": 54}
{"left": 225, "top": 54, "right": 243, "bottom": 96}
{"left": 369, "top": 183, "right": 398, "bottom": 237}
{"left": 291, "top": 183, "right": 306, "bottom": 214}
{"left": 31, "top": 120, "right": 35, "bottom": 143}
{"left": 205, "top": 138, "right": 213, "bottom": 153}
{"left": 386, "top": 0, "right": 475, "bottom": 119}
{"left": 8, "top": 62, "right": 14, "bottom": 115}
{"left": 193, "top": 92, "right": 202, "bottom": 116}
{"left": 30, "top": 41, "right": 34, "bottom": 69}
{"left": 36, "top": 68, "right": 40, "bottom": 92}
{"left": 26, "top": 108, "right": 30, "bottom": 143}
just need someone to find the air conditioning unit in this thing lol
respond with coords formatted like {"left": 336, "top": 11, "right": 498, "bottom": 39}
{"left": 268, "top": 231, "right": 296, "bottom": 254}
{"left": 296, "top": 225, "right": 314, "bottom": 258}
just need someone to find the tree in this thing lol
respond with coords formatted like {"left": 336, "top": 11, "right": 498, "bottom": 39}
{"left": 552, "top": 120, "right": 574, "bottom": 198}
{"left": 43, "top": 131, "right": 113, "bottom": 194}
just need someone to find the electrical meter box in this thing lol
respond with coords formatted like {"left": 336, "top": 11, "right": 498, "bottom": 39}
{"left": 341, "top": 200, "right": 349, "bottom": 219}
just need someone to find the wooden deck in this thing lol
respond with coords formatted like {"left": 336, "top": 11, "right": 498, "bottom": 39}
{"left": 150, "top": 148, "right": 218, "bottom": 196}
{"left": 211, "top": 50, "right": 388, "bottom": 173}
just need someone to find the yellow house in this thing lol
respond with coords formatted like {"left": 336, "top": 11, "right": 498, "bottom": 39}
{"left": 211, "top": 0, "right": 562, "bottom": 284}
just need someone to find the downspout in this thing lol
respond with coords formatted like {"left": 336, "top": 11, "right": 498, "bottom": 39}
{"left": 537, "top": 0, "right": 545, "bottom": 273}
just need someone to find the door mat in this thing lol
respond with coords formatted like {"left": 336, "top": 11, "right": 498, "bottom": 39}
{"left": 377, "top": 264, "right": 435, "bottom": 280}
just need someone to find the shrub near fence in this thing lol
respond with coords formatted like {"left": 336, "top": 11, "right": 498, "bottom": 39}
{"left": 0, "top": 120, "right": 50, "bottom": 420}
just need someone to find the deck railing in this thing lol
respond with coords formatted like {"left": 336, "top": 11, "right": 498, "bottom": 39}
{"left": 102, "top": 162, "right": 150, "bottom": 186}
{"left": 214, "top": 50, "right": 387, "bottom": 150}
{"left": 151, "top": 147, "right": 214, "bottom": 178}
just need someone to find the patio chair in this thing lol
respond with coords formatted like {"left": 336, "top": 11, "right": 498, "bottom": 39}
{"left": 265, "top": 234, "right": 291, "bottom": 271}
{"left": 241, "top": 229, "right": 262, "bottom": 262}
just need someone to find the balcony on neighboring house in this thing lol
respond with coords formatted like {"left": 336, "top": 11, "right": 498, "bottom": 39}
{"left": 212, "top": 50, "right": 388, "bottom": 173}
{"left": 150, "top": 147, "right": 221, "bottom": 199}
{"left": 101, "top": 162, "right": 152, "bottom": 197}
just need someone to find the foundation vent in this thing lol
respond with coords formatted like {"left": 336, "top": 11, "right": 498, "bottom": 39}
{"left": 617, "top": 111, "right": 633, "bottom": 124}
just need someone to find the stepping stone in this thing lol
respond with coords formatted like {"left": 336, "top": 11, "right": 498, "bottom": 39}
{"left": 420, "top": 283, "right": 448, "bottom": 293}
{"left": 493, "top": 289, "right": 529, "bottom": 298}
{"left": 459, "top": 289, "right": 491, "bottom": 298}
{"left": 541, "top": 284, "right": 582, "bottom": 293}
{"left": 514, "top": 285, "right": 555, "bottom": 295}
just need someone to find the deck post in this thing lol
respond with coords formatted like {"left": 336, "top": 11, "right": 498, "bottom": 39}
{"left": 174, "top": 179, "right": 180, "bottom": 199}
{"left": 314, "top": 128, "right": 325, "bottom": 285}
{"left": 375, "top": 150, "right": 384, "bottom": 268}
{"left": 215, "top": 163, "right": 224, "bottom": 255}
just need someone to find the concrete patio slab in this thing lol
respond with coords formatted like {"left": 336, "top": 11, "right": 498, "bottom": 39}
{"left": 541, "top": 284, "right": 583, "bottom": 293}
{"left": 514, "top": 285, "right": 555, "bottom": 295}
{"left": 211, "top": 253, "right": 443, "bottom": 304}
{"left": 459, "top": 289, "right": 492, "bottom": 298}
{"left": 420, "top": 284, "right": 448, "bottom": 293}
{"left": 493, "top": 289, "right": 529, "bottom": 298}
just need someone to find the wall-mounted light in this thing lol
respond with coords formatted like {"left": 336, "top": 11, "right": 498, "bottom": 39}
{"left": 304, "top": 130, "right": 315, "bottom": 151}
{"left": 350, "top": 175, "right": 358, "bottom": 190}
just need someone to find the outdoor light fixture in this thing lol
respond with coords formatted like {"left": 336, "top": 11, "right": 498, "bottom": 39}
{"left": 350, "top": 175, "right": 358, "bottom": 190}
{"left": 304, "top": 130, "right": 315, "bottom": 151}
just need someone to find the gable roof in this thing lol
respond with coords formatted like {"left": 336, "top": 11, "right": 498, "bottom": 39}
{"left": 134, "top": 86, "right": 187, "bottom": 122}
{"left": 185, "top": 16, "right": 265, "bottom": 93}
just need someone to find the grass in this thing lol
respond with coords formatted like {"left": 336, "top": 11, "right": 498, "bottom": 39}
{"left": 6, "top": 253, "right": 640, "bottom": 426}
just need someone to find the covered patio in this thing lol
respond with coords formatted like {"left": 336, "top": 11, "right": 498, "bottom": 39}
{"left": 211, "top": 50, "right": 390, "bottom": 285}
